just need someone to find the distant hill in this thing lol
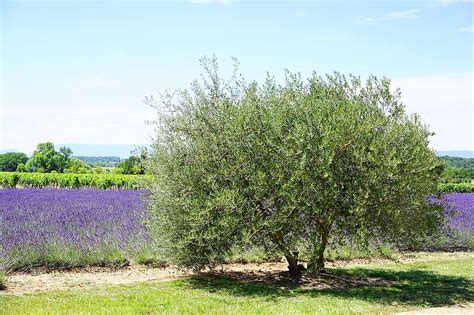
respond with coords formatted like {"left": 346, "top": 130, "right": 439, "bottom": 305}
{"left": 74, "top": 156, "right": 121, "bottom": 167}
{"left": 437, "top": 151, "right": 473, "bottom": 158}
{"left": 0, "top": 149, "right": 19, "bottom": 154}
{"left": 56, "top": 144, "right": 148, "bottom": 159}
{"left": 3, "top": 145, "right": 472, "bottom": 159}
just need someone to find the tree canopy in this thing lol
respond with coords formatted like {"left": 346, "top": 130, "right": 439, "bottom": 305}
{"left": 146, "top": 58, "right": 443, "bottom": 276}
{"left": 439, "top": 156, "right": 474, "bottom": 169}
{"left": 25, "top": 142, "right": 73, "bottom": 173}
{"left": 115, "top": 147, "right": 148, "bottom": 174}
{"left": 439, "top": 156, "right": 473, "bottom": 183}
{"left": 0, "top": 152, "right": 28, "bottom": 172}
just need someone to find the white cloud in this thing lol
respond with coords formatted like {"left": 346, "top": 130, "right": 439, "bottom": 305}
{"left": 358, "top": 9, "right": 420, "bottom": 24}
{"left": 459, "top": 25, "right": 474, "bottom": 32}
{"left": 392, "top": 73, "right": 473, "bottom": 151}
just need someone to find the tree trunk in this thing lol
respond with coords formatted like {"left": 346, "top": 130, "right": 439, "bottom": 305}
{"left": 316, "top": 230, "right": 329, "bottom": 272}
{"left": 285, "top": 255, "right": 300, "bottom": 279}
{"left": 308, "top": 228, "right": 329, "bottom": 273}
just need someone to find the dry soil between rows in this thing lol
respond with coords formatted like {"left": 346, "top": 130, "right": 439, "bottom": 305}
{"left": 1, "top": 252, "right": 472, "bottom": 297}
{"left": 2, "top": 262, "right": 296, "bottom": 295}
{"left": 2, "top": 265, "right": 187, "bottom": 295}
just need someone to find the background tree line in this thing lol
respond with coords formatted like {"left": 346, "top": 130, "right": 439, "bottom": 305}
{"left": 439, "top": 156, "right": 474, "bottom": 183}
{"left": 1, "top": 143, "right": 470, "bottom": 182}
{"left": 0, "top": 142, "right": 148, "bottom": 175}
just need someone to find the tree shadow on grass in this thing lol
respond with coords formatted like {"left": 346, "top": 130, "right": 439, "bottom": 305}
{"left": 184, "top": 267, "right": 473, "bottom": 307}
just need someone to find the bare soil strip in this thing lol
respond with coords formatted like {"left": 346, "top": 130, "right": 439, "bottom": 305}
{"left": 2, "top": 265, "right": 187, "bottom": 295}
{"left": 1, "top": 261, "right": 391, "bottom": 295}
{"left": 1, "top": 252, "right": 472, "bottom": 295}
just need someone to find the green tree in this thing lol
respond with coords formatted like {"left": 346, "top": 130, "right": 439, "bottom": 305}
{"left": 64, "top": 158, "right": 91, "bottom": 174}
{"left": 440, "top": 167, "right": 474, "bottom": 183}
{"left": 16, "top": 163, "right": 26, "bottom": 172}
{"left": 0, "top": 152, "right": 28, "bottom": 172}
{"left": 438, "top": 156, "right": 473, "bottom": 183}
{"left": 115, "top": 148, "right": 148, "bottom": 175}
{"left": 146, "top": 57, "right": 443, "bottom": 277}
{"left": 115, "top": 157, "right": 140, "bottom": 174}
{"left": 439, "top": 156, "right": 474, "bottom": 169}
{"left": 25, "top": 142, "right": 73, "bottom": 173}
{"left": 132, "top": 146, "right": 149, "bottom": 174}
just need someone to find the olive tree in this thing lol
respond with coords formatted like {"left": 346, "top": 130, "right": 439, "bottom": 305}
{"left": 145, "top": 57, "right": 443, "bottom": 277}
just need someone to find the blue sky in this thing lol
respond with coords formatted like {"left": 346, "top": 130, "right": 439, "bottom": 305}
{"left": 1, "top": 0, "right": 472, "bottom": 152}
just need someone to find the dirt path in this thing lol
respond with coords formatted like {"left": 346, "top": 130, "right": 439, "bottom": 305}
{"left": 1, "top": 265, "right": 188, "bottom": 295}
{"left": 1, "top": 260, "right": 389, "bottom": 295}
{"left": 1, "top": 252, "right": 472, "bottom": 296}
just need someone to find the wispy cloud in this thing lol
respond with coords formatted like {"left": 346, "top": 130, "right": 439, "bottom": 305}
{"left": 459, "top": 25, "right": 474, "bottom": 32}
{"left": 357, "top": 9, "right": 420, "bottom": 24}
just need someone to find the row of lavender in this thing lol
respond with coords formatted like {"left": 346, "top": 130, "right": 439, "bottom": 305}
{"left": 1, "top": 189, "right": 473, "bottom": 270}
{"left": 432, "top": 193, "right": 473, "bottom": 250}
{"left": 0, "top": 189, "right": 158, "bottom": 270}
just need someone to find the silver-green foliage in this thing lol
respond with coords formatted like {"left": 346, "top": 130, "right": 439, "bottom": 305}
{"left": 146, "top": 57, "right": 443, "bottom": 273}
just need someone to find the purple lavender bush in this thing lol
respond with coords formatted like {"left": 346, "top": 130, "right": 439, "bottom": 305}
{"left": 443, "top": 193, "right": 474, "bottom": 233}
{"left": 0, "top": 189, "right": 157, "bottom": 270}
{"left": 428, "top": 193, "right": 473, "bottom": 250}
{"left": 441, "top": 193, "right": 473, "bottom": 249}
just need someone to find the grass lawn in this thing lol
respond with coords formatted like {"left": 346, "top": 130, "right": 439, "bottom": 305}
{"left": 1, "top": 253, "right": 473, "bottom": 314}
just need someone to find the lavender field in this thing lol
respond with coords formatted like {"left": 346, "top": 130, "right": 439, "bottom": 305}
{"left": 443, "top": 193, "right": 474, "bottom": 234}
{"left": 438, "top": 192, "right": 474, "bottom": 249}
{"left": 1, "top": 188, "right": 473, "bottom": 271}
{"left": 0, "top": 189, "right": 156, "bottom": 270}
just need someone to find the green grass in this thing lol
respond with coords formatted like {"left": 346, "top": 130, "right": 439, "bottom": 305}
{"left": 324, "top": 244, "right": 395, "bottom": 261}
{"left": 1, "top": 254, "right": 473, "bottom": 314}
